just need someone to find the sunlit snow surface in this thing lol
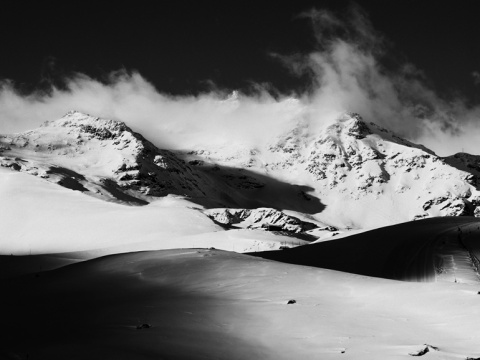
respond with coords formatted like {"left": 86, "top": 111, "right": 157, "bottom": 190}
{"left": 2, "top": 249, "right": 480, "bottom": 359}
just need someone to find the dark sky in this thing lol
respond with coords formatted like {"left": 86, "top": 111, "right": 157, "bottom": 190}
{"left": 2, "top": 1, "right": 480, "bottom": 102}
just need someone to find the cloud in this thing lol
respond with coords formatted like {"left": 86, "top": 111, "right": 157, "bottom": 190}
{"left": 282, "top": 6, "right": 480, "bottom": 155}
{"left": 0, "top": 71, "right": 307, "bottom": 151}
{"left": 472, "top": 71, "right": 480, "bottom": 86}
{"left": 0, "top": 5, "right": 479, "bottom": 156}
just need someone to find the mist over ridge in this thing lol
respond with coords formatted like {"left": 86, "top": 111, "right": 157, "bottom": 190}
{"left": 1, "top": 6, "right": 479, "bottom": 156}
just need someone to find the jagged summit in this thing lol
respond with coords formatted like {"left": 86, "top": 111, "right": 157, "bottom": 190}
{"left": 42, "top": 110, "right": 130, "bottom": 136}
{"left": 300, "top": 113, "right": 480, "bottom": 223}
{"left": 337, "top": 112, "right": 372, "bottom": 139}
{"left": 329, "top": 112, "right": 434, "bottom": 153}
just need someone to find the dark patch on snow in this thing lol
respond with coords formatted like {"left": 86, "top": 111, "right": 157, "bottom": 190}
{"left": 57, "top": 177, "right": 89, "bottom": 192}
{"left": 47, "top": 166, "right": 86, "bottom": 180}
{"left": 409, "top": 344, "right": 439, "bottom": 356}
{"left": 6, "top": 162, "right": 21, "bottom": 171}
{"left": 188, "top": 160, "right": 204, "bottom": 166}
{"left": 136, "top": 323, "right": 152, "bottom": 330}
{"left": 101, "top": 179, "right": 148, "bottom": 205}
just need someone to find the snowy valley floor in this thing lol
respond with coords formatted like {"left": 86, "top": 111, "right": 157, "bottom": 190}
{"left": 1, "top": 245, "right": 480, "bottom": 360}
{"left": 2, "top": 167, "right": 480, "bottom": 359}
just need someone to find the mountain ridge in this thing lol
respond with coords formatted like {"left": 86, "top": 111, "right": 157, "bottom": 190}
{"left": 2, "top": 110, "right": 480, "bottom": 229}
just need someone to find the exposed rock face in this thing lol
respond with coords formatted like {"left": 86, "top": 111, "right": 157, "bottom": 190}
{"left": 474, "top": 207, "right": 480, "bottom": 218}
{"left": 266, "top": 113, "right": 437, "bottom": 191}
{"left": 204, "top": 208, "right": 318, "bottom": 233}
{"left": 302, "top": 114, "right": 437, "bottom": 193}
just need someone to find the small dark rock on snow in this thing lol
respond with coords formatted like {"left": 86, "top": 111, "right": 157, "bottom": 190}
{"left": 409, "top": 344, "right": 439, "bottom": 356}
{"left": 136, "top": 323, "right": 152, "bottom": 330}
{"left": 287, "top": 300, "right": 296, "bottom": 304}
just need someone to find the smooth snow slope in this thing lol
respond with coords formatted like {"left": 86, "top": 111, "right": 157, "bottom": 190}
{"left": 0, "top": 167, "right": 219, "bottom": 254}
{"left": 253, "top": 217, "right": 480, "bottom": 283}
{"left": 2, "top": 249, "right": 480, "bottom": 360}
{"left": 0, "top": 167, "right": 307, "bottom": 256}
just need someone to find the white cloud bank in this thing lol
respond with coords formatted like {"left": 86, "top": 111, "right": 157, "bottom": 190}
{"left": 1, "top": 6, "right": 480, "bottom": 156}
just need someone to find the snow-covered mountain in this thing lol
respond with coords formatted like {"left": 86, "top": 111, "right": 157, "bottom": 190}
{"left": 0, "top": 111, "right": 322, "bottom": 213}
{"left": 183, "top": 112, "right": 480, "bottom": 228}
{"left": 1, "top": 110, "right": 480, "bottom": 232}
{"left": 0, "top": 110, "right": 210, "bottom": 205}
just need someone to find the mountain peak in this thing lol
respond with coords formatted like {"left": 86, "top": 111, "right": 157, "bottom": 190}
{"left": 64, "top": 109, "right": 89, "bottom": 117}
{"left": 41, "top": 110, "right": 129, "bottom": 140}
{"left": 1, "top": 111, "right": 213, "bottom": 203}
{"left": 336, "top": 112, "right": 372, "bottom": 139}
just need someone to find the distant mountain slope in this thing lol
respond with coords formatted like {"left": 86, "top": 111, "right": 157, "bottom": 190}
{"left": 444, "top": 152, "right": 480, "bottom": 178}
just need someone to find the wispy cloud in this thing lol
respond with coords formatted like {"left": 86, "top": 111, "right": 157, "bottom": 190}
{"left": 0, "top": 6, "right": 479, "bottom": 156}
{"left": 0, "top": 72, "right": 305, "bottom": 150}
{"left": 280, "top": 6, "right": 480, "bottom": 155}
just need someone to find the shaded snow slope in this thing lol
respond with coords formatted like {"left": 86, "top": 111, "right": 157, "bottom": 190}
{"left": 444, "top": 152, "right": 480, "bottom": 178}
{"left": 252, "top": 217, "right": 480, "bottom": 283}
{"left": 2, "top": 249, "right": 480, "bottom": 360}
